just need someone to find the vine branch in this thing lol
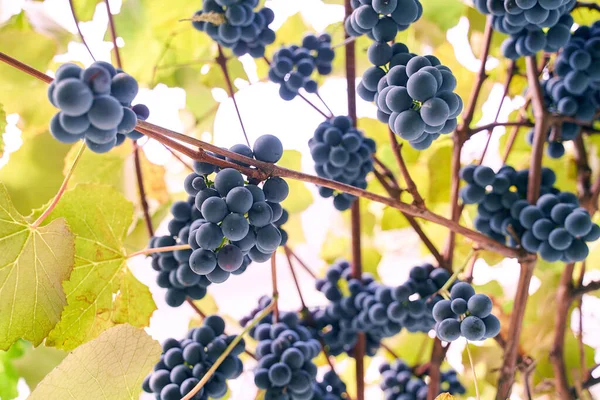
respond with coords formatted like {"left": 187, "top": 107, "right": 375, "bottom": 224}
{"left": 68, "top": 0, "right": 95, "bottom": 61}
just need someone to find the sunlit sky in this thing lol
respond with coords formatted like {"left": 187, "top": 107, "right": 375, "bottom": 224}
{"left": 2, "top": 0, "right": 600, "bottom": 399}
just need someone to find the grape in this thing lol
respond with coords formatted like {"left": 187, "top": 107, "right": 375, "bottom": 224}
{"left": 538, "top": 241, "right": 562, "bottom": 262}
{"left": 53, "top": 78, "right": 94, "bottom": 116}
{"left": 420, "top": 97, "right": 450, "bottom": 126}
{"left": 50, "top": 113, "right": 84, "bottom": 144}
{"left": 406, "top": 70, "right": 438, "bottom": 101}
{"left": 432, "top": 300, "right": 455, "bottom": 322}
{"left": 262, "top": 177, "right": 289, "bottom": 203}
{"left": 80, "top": 65, "right": 111, "bottom": 94}
{"left": 149, "top": 370, "right": 171, "bottom": 392}
{"left": 116, "top": 107, "right": 137, "bottom": 134}
{"left": 217, "top": 244, "right": 244, "bottom": 272}
{"left": 132, "top": 103, "right": 150, "bottom": 120}
{"left": 214, "top": 168, "right": 244, "bottom": 196}
{"left": 201, "top": 197, "right": 228, "bottom": 223}
{"left": 565, "top": 211, "right": 592, "bottom": 237}
{"left": 393, "top": 110, "right": 425, "bottom": 140}
{"left": 253, "top": 134, "right": 283, "bottom": 163}
{"left": 437, "top": 319, "right": 461, "bottom": 341}
{"left": 226, "top": 187, "right": 253, "bottom": 214}
{"left": 110, "top": 72, "right": 139, "bottom": 104}
{"left": 55, "top": 63, "right": 83, "bottom": 81}
{"left": 385, "top": 86, "right": 413, "bottom": 113}
{"left": 473, "top": 166, "right": 495, "bottom": 186}
{"left": 519, "top": 205, "right": 543, "bottom": 229}
{"left": 221, "top": 213, "right": 250, "bottom": 241}
{"left": 583, "top": 224, "right": 600, "bottom": 241}
{"left": 368, "top": 42, "right": 393, "bottom": 66}
{"left": 467, "top": 294, "right": 493, "bottom": 318}
{"left": 482, "top": 315, "right": 501, "bottom": 338}
{"left": 190, "top": 249, "right": 217, "bottom": 275}
{"left": 256, "top": 224, "right": 282, "bottom": 252}
{"left": 532, "top": 218, "right": 554, "bottom": 240}
{"left": 249, "top": 201, "right": 274, "bottom": 227}
{"left": 450, "top": 282, "right": 475, "bottom": 301}
{"left": 87, "top": 95, "right": 124, "bottom": 130}
{"left": 548, "top": 227, "right": 573, "bottom": 250}
{"left": 450, "top": 298, "right": 467, "bottom": 315}
{"left": 460, "top": 316, "right": 486, "bottom": 341}
{"left": 85, "top": 136, "right": 117, "bottom": 153}
{"left": 566, "top": 239, "right": 590, "bottom": 261}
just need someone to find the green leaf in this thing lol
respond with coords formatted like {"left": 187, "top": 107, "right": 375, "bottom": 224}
{"left": 381, "top": 207, "right": 411, "bottom": 231}
{"left": 0, "top": 13, "right": 58, "bottom": 131}
{"left": 0, "top": 103, "right": 5, "bottom": 158}
{"left": 124, "top": 202, "right": 172, "bottom": 252}
{"left": 44, "top": 184, "right": 156, "bottom": 350}
{"left": 30, "top": 325, "right": 161, "bottom": 400}
{"left": 12, "top": 344, "right": 67, "bottom": 392}
{"left": 0, "top": 341, "right": 29, "bottom": 400}
{"left": 425, "top": 142, "right": 452, "bottom": 204}
{"left": 420, "top": 0, "right": 465, "bottom": 31}
{"left": 65, "top": 143, "right": 128, "bottom": 191}
{"left": 277, "top": 150, "right": 314, "bottom": 214}
{"left": 0, "top": 183, "right": 75, "bottom": 350}
{"left": 0, "top": 133, "right": 72, "bottom": 215}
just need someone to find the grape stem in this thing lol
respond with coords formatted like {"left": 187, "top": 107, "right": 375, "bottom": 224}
{"left": 127, "top": 244, "right": 191, "bottom": 258}
{"left": 181, "top": 299, "right": 277, "bottom": 400}
{"left": 436, "top": 249, "right": 476, "bottom": 295}
{"left": 270, "top": 254, "right": 279, "bottom": 323}
{"left": 465, "top": 341, "right": 480, "bottom": 400}
{"left": 0, "top": 51, "right": 529, "bottom": 258}
{"left": 476, "top": 60, "right": 516, "bottom": 165}
{"left": 31, "top": 141, "right": 86, "bottom": 229}
{"left": 216, "top": 45, "right": 251, "bottom": 147}
{"left": 284, "top": 245, "right": 317, "bottom": 279}
{"left": 67, "top": 0, "right": 96, "bottom": 61}
{"left": 389, "top": 132, "right": 425, "bottom": 208}
{"left": 283, "top": 246, "right": 308, "bottom": 311}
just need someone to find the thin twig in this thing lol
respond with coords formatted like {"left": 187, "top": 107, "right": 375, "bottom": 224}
{"left": 476, "top": 60, "right": 516, "bottom": 165}
{"left": 133, "top": 141, "right": 154, "bottom": 236}
{"left": 571, "top": 279, "right": 600, "bottom": 297}
{"left": 271, "top": 255, "right": 279, "bottom": 323}
{"left": 466, "top": 342, "right": 480, "bottom": 400}
{"left": 285, "top": 246, "right": 317, "bottom": 279}
{"left": 32, "top": 141, "right": 86, "bottom": 228}
{"left": 216, "top": 45, "right": 250, "bottom": 147}
{"left": 315, "top": 91, "right": 334, "bottom": 117}
{"left": 128, "top": 244, "right": 191, "bottom": 258}
{"left": 182, "top": 301, "right": 276, "bottom": 400}
{"left": 68, "top": 0, "right": 96, "bottom": 61}
{"left": 388, "top": 131, "right": 424, "bottom": 207}
{"left": 471, "top": 120, "right": 533, "bottom": 136}
{"left": 283, "top": 246, "right": 308, "bottom": 311}
{"left": 103, "top": 0, "right": 122, "bottom": 68}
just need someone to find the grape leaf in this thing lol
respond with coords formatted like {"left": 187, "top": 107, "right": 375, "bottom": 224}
{"left": 0, "top": 183, "right": 75, "bottom": 350}
{"left": 0, "top": 341, "right": 29, "bottom": 400}
{"left": 29, "top": 324, "right": 161, "bottom": 400}
{"left": 0, "top": 103, "right": 6, "bottom": 158}
{"left": 44, "top": 184, "right": 156, "bottom": 350}
{"left": 12, "top": 345, "right": 67, "bottom": 392}
{"left": 0, "top": 133, "right": 71, "bottom": 215}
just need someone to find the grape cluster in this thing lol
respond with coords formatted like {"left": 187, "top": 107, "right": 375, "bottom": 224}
{"left": 314, "top": 261, "right": 450, "bottom": 357}
{"left": 344, "top": 0, "right": 423, "bottom": 41}
{"left": 47, "top": 62, "right": 149, "bottom": 153}
{"left": 357, "top": 42, "right": 463, "bottom": 150}
{"left": 433, "top": 282, "right": 501, "bottom": 342}
{"left": 473, "top": 0, "right": 575, "bottom": 59}
{"left": 379, "top": 360, "right": 465, "bottom": 400}
{"left": 384, "top": 263, "right": 451, "bottom": 333}
{"left": 460, "top": 164, "right": 600, "bottom": 262}
{"left": 150, "top": 234, "right": 213, "bottom": 308}
{"left": 312, "top": 370, "right": 347, "bottom": 400}
{"left": 252, "top": 314, "right": 322, "bottom": 400}
{"left": 269, "top": 33, "right": 335, "bottom": 101}
{"left": 142, "top": 316, "right": 245, "bottom": 400}
{"left": 192, "top": 0, "right": 275, "bottom": 58}
{"left": 184, "top": 136, "right": 287, "bottom": 282}
{"left": 308, "top": 116, "right": 376, "bottom": 211}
